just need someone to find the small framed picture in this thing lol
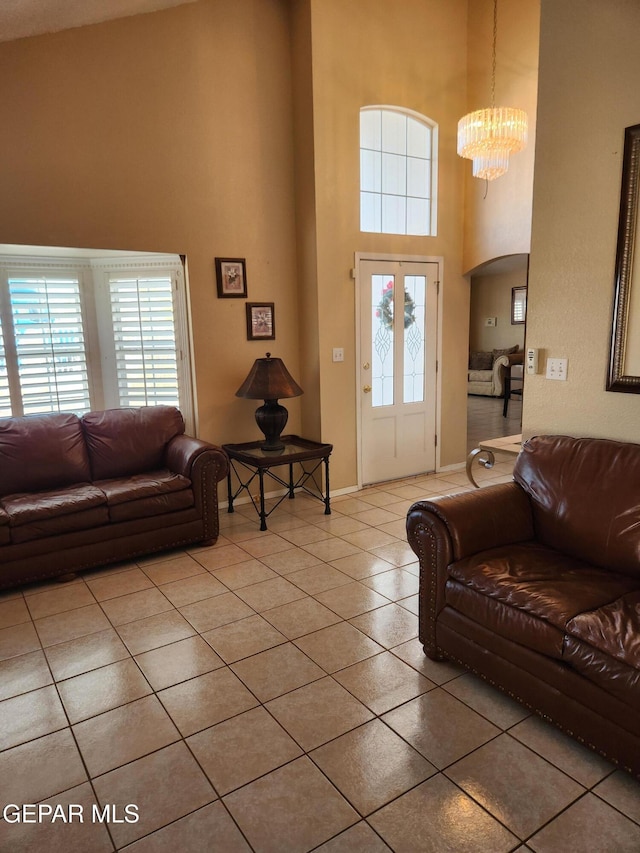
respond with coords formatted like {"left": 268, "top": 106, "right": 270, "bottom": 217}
{"left": 246, "top": 302, "right": 275, "bottom": 340}
{"left": 215, "top": 258, "right": 247, "bottom": 298}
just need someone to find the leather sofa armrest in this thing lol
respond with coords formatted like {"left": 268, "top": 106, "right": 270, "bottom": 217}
{"left": 409, "top": 481, "right": 534, "bottom": 561}
{"left": 508, "top": 351, "right": 524, "bottom": 366}
{"left": 165, "top": 434, "right": 228, "bottom": 481}
{"left": 406, "top": 482, "right": 534, "bottom": 660}
{"left": 165, "top": 435, "right": 229, "bottom": 542}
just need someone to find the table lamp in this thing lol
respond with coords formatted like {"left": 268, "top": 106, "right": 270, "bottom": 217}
{"left": 235, "top": 353, "right": 303, "bottom": 451}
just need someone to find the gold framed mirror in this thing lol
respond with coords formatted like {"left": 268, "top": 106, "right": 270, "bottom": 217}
{"left": 608, "top": 122, "right": 640, "bottom": 393}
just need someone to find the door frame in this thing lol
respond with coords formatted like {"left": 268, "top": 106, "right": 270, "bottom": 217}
{"left": 355, "top": 251, "right": 444, "bottom": 489}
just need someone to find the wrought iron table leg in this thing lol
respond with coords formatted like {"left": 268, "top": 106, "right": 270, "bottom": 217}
{"left": 227, "top": 471, "right": 234, "bottom": 513}
{"left": 324, "top": 455, "right": 331, "bottom": 514}
{"left": 465, "top": 447, "right": 496, "bottom": 488}
{"left": 258, "top": 469, "right": 267, "bottom": 531}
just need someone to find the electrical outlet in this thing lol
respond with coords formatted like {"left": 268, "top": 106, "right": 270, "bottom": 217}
{"left": 485, "top": 317, "right": 497, "bottom": 327}
{"left": 546, "top": 357, "right": 568, "bottom": 381}
{"left": 332, "top": 347, "right": 344, "bottom": 363}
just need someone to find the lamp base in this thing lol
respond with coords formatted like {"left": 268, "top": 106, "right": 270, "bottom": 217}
{"left": 255, "top": 400, "right": 288, "bottom": 451}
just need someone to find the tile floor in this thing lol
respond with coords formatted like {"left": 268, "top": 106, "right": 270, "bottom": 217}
{"left": 467, "top": 393, "right": 522, "bottom": 453}
{"left": 1, "top": 416, "right": 639, "bottom": 851}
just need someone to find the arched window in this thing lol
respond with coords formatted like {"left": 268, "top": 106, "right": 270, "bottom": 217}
{"left": 360, "top": 106, "right": 437, "bottom": 236}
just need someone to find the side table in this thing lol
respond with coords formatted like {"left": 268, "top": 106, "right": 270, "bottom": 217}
{"left": 466, "top": 433, "right": 522, "bottom": 488}
{"left": 223, "top": 435, "right": 333, "bottom": 531}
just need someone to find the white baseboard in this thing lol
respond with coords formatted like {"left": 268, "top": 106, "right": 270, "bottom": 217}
{"left": 436, "top": 461, "right": 466, "bottom": 473}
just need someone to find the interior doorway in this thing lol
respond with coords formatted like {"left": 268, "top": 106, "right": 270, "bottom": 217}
{"left": 357, "top": 256, "right": 439, "bottom": 485}
{"left": 467, "top": 254, "right": 528, "bottom": 452}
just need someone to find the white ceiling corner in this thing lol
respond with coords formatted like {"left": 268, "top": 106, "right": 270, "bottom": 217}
{"left": 0, "top": 0, "right": 197, "bottom": 43}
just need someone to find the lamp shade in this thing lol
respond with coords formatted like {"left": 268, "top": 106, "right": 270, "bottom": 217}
{"left": 236, "top": 353, "right": 303, "bottom": 401}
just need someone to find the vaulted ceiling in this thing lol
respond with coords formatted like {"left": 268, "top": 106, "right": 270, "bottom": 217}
{"left": 0, "top": 0, "right": 195, "bottom": 42}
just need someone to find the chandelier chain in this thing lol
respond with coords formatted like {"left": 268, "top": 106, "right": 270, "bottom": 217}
{"left": 456, "top": 0, "right": 528, "bottom": 180}
{"left": 491, "top": 0, "right": 497, "bottom": 109}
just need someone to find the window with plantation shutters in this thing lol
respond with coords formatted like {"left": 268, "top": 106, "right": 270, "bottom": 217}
{"left": 0, "top": 252, "right": 194, "bottom": 432}
{"left": 0, "top": 316, "right": 10, "bottom": 417}
{"left": 108, "top": 275, "right": 179, "bottom": 408}
{"left": 7, "top": 275, "right": 91, "bottom": 415}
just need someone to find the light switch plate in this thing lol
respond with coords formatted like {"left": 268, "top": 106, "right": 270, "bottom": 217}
{"left": 546, "top": 357, "right": 568, "bottom": 380}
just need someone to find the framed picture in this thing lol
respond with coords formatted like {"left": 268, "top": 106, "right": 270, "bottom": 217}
{"left": 246, "top": 302, "right": 275, "bottom": 340}
{"left": 215, "top": 258, "right": 247, "bottom": 298}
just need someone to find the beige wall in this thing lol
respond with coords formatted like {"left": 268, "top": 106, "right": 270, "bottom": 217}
{"left": 462, "top": 0, "right": 539, "bottom": 273}
{"left": 470, "top": 265, "right": 527, "bottom": 352}
{"left": 0, "top": 0, "right": 475, "bottom": 492}
{"left": 523, "top": 0, "right": 640, "bottom": 441}
{"left": 0, "top": 0, "right": 547, "bottom": 491}
{"left": 0, "top": 0, "right": 302, "bottom": 449}
{"left": 304, "top": 0, "right": 470, "bottom": 482}
{"left": 290, "top": 0, "right": 322, "bottom": 443}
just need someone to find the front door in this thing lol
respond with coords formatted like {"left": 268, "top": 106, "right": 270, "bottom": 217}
{"left": 358, "top": 258, "right": 438, "bottom": 484}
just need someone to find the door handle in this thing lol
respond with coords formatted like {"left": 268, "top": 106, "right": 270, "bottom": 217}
{"left": 363, "top": 385, "right": 372, "bottom": 393}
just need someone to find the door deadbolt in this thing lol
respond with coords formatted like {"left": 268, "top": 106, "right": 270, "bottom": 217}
{"left": 363, "top": 385, "right": 372, "bottom": 393}
{"left": 363, "top": 362, "right": 370, "bottom": 370}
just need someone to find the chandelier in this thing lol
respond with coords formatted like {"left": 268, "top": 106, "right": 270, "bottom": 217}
{"left": 457, "top": 0, "right": 528, "bottom": 181}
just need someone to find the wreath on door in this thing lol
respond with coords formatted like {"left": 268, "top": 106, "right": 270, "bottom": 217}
{"left": 376, "top": 280, "right": 416, "bottom": 331}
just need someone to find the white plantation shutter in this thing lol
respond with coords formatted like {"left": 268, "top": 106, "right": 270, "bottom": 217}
{"left": 8, "top": 276, "right": 91, "bottom": 415}
{"left": 108, "top": 274, "right": 180, "bottom": 408}
{"left": 0, "top": 253, "right": 194, "bottom": 429}
{"left": 0, "top": 317, "right": 10, "bottom": 416}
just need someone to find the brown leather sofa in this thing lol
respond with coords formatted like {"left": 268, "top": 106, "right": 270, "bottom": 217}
{"left": 0, "top": 406, "right": 228, "bottom": 590}
{"left": 407, "top": 434, "right": 640, "bottom": 778}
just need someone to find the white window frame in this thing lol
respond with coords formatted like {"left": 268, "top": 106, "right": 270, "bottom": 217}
{"left": 92, "top": 257, "right": 194, "bottom": 431}
{"left": 0, "top": 252, "right": 195, "bottom": 433}
{"left": 360, "top": 105, "right": 438, "bottom": 237}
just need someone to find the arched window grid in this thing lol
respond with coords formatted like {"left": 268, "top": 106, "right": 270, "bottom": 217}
{"left": 360, "top": 106, "right": 438, "bottom": 237}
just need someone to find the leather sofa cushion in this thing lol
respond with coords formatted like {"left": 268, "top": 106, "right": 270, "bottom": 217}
{"left": 514, "top": 435, "right": 640, "bottom": 579}
{"left": 0, "top": 506, "right": 11, "bottom": 545}
{"left": 108, "top": 489, "right": 194, "bottom": 523}
{"left": 446, "top": 581, "right": 566, "bottom": 657}
{"left": 565, "top": 591, "right": 640, "bottom": 671}
{"left": 0, "top": 508, "right": 9, "bottom": 546}
{"left": 1, "top": 484, "right": 107, "bottom": 526}
{"left": 563, "top": 634, "right": 640, "bottom": 713}
{"left": 95, "top": 471, "right": 191, "bottom": 505}
{"left": 95, "top": 470, "right": 194, "bottom": 523}
{"left": 82, "top": 406, "right": 185, "bottom": 480}
{"left": 447, "top": 543, "right": 639, "bottom": 658}
{"left": 11, "top": 507, "right": 110, "bottom": 544}
{"left": 564, "top": 589, "right": 640, "bottom": 713}
{"left": 0, "top": 413, "right": 91, "bottom": 497}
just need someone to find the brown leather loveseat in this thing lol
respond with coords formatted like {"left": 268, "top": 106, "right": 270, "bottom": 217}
{"left": 407, "top": 434, "right": 640, "bottom": 777}
{"left": 0, "top": 405, "right": 228, "bottom": 590}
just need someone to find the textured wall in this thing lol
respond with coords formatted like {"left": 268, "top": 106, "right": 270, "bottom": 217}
{"left": 523, "top": 0, "right": 640, "bottom": 441}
